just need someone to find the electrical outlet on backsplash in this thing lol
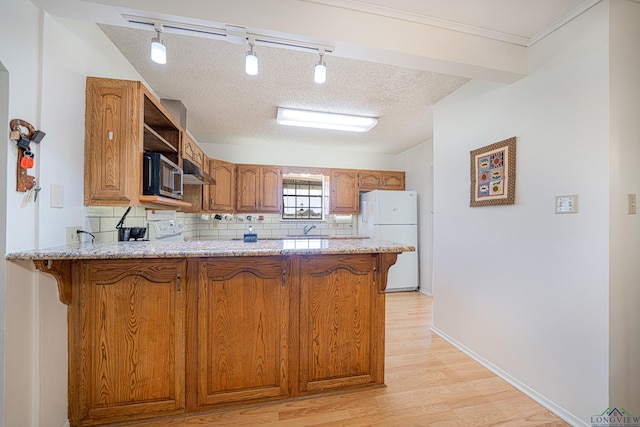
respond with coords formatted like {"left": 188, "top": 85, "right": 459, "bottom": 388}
{"left": 83, "top": 208, "right": 358, "bottom": 243}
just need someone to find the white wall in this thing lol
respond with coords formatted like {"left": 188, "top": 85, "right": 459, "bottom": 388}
{"left": 396, "top": 140, "right": 433, "bottom": 294}
{"left": 1, "top": 0, "right": 145, "bottom": 425}
{"left": 609, "top": 0, "right": 640, "bottom": 410}
{"left": 38, "top": 17, "right": 149, "bottom": 248}
{"left": 201, "top": 141, "right": 397, "bottom": 170}
{"left": 431, "top": 2, "right": 610, "bottom": 425}
{"left": 0, "top": 61, "right": 10, "bottom": 427}
{"left": 1, "top": 0, "right": 41, "bottom": 254}
{"left": 1, "top": 1, "right": 43, "bottom": 424}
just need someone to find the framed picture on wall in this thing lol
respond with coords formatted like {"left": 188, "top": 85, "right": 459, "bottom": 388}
{"left": 470, "top": 136, "right": 516, "bottom": 207}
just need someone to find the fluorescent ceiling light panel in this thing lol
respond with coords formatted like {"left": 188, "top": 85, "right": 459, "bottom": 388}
{"left": 276, "top": 108, "right": 378, "bottom": 132}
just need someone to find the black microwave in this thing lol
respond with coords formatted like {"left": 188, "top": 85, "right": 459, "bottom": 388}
{"left": 143, "top": 152, "right": 183, "bottom": 199}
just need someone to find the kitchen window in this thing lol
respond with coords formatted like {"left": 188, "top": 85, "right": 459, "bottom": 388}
{"left": 282, "top": 176, "right": 324, "bottom": 220}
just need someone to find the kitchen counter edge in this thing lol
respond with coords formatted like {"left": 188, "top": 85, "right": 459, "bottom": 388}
{"left": 6, "top": 238, "right": 415, "bottom": 261}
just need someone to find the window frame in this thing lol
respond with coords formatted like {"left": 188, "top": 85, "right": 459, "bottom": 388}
{"left": 281, "top": 177, "right": 325, "bottom": 221}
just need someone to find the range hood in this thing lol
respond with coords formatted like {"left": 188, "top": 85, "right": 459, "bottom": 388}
{"left": 182, "top": 158, "right": 216, "bottom": 185}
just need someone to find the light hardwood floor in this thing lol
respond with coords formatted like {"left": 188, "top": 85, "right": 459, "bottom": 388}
{"left": 130, "top": 292, "right": 568, "bottom": 426}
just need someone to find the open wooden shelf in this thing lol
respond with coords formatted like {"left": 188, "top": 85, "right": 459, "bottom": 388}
{"left": 143, "top": 124, "right": 178, "bottom": 153}
{"left": 139, "top": 195, "right": 192, "bottom": 208}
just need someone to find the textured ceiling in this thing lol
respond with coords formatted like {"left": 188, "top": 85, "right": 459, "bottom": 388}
{"left": 100, "top": 24, "right": 469, "bottom": 154}
{"left": 89, "top": 0, "right": 594, "bottom": 154}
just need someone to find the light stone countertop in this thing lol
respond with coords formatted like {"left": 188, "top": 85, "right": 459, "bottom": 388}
{"left": 6, "top": 238, "right": 415, "bottom": 261}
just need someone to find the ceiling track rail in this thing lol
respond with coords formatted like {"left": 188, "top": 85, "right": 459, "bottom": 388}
{"left": 122, "top": 14, "right": 334, "bottom": 54}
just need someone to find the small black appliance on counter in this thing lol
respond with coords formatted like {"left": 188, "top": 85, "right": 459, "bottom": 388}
{"left": 116, "top": 207, "right": 147, "bottom": 241}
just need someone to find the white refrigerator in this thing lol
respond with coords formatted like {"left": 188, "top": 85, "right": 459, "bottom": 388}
{"left": 358, "top": 190, "right": 418, "bottom": 292}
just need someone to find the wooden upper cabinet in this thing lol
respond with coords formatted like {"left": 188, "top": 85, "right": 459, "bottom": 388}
{"left": 380, "top": 171, "right": 405, "bottom": 190}
{"left": 357, "top": 170, "right": 383, "bottom": 192}
{"left": 329, "top": 169, "right": 359, "bottom": 214}
{"left": 236, "top": 165, "right": 258, "bottom": 212}
{"left": 72, "top": 259, "right": 187, "bottom": 426}
{"left": 358, "top": 170, "right": 405, "bottom": 192}
{"left": 236, "top": 165, "right": 282, "bottom": 213}
{"left": 206, "top": 158, "right": 236, "bottom": 212}
{"left": 84, "top": 78, "right": 140, "bottom": 206}
{"left": 260, "top": 166, "right": 282, "bottom": 212}
{"left": 182, "top": 132, "right": 204, "bottom": 170}
{"left": 84, "top": 77, "right": 184, "bottom": 208}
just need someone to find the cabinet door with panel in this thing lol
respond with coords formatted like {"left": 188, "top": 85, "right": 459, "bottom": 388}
{"left": 70, "top": 259, "right": 186, "bottom": 426}
{"left": 298, "top": 254, "right": 383, "bottom": 394}
{"left": 236, "top": 165, "right": 259, "bottom": 212}
{"left": 206, "top": 158, "right": 236, "bottom": 212}
{"left": 329, "top": 169, "right": 359, "bottom": 214}
{"left": 259, "top": 166, "right": 283, "bottom": 213}
{"left": 182, "top": 132, "right": 205, "bottom": 169}
{"left": 236, "top": 165, "right": 282, "bottom": 213}
{"left": 196, "top": 257, "right": 290, "bottom": 408}
{"left": 357, "top": 170, "right": 383, "bottom": 192}
{"left": 84, "top": 78, "right": 140, "bottom": 206}
{"left": 380, "top": 171, "right": 405, "bottom": 190}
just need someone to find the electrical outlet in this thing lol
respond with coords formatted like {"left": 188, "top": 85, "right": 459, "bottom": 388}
{"left": 66, "top": 226, "right": 82, "bottom": 245}
{"left": 555, "top": 194, "right": 578, "bottom": 214}
{"left": 628, "top": 194, "right": 637, "bottom": 214}
{"left": 627, "top": 193, "right": 636, "bottom": 215}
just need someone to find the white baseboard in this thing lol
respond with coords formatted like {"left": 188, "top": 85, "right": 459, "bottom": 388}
{"left": 430, "top": 326, "right": 587, "bottom": 427}
{"left": 418, "top": 287, "right": 432, "bottom": 296}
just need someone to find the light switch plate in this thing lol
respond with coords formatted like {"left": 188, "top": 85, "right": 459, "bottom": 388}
{"left": 628, "top": 194, "right": 637, "bottom": 214}
{"left": 50, "top": 183, "right": 64, "bottom": 208}
{"left": 555, "top": 194, "right": 578, "bottom": 214}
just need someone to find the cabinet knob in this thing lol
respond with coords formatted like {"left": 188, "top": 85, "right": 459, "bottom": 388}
{"left": 108, "top": 131, "right": 113, "bottom": 140}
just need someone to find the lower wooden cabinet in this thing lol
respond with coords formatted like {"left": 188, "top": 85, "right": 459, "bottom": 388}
{"left": 70, "top": 259, "right": 187, "bottom": 426}
{"left": 196, "top": 257, "right": 290, "bottom": 408}
{"left": 51, "top": 253, "right": 396, "bottom": 426}
{"left": 299, "top": 254, "right": 384, "bottom": 394}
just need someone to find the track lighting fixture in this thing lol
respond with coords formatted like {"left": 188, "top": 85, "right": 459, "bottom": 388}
{"left": 314, "top": 50, "right": 326, "bottom": 84}
{"left": 245, "top": 41, "right": 258, "bottom": 76}
{"left": 150, "top": 26, "right": 166, "bottom": 64}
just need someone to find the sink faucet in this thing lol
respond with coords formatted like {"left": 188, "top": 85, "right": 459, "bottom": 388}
{"left": 303, "top": 224, "right": 317, "bottom": 236}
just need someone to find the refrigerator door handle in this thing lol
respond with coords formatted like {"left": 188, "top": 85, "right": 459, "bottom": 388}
{"left": 361, "top": 200, "right": 368, "bottom": 222}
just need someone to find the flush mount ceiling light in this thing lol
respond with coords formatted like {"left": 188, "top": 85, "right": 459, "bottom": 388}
{"left": 314, "top": 50, "right": 326, "bottom": 84}
{"left": 150, "top": 25, "right": 166, "bottom": 64}
{"left": 276, "top": 108, "right": 378, "bottom": 132}
{"left": 245, "top": 41, "right": 258, "bottom": 76}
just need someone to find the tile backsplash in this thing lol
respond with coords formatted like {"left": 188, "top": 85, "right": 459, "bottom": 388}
{"left": 85, "top": 207, "right": 358, "bottom": 243}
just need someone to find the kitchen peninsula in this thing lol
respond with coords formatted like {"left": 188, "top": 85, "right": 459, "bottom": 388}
{"left": 7, "top": 238, "right": 413, "bottom": 427}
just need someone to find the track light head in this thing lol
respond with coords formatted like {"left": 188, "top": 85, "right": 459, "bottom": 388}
{"left": 314, "top": 51, "right": 326, "bottom": 84}
{"left": 245, "top": 43, "right": 258, "bottom": 75}
{"left": 150, "top": 28, "right": 166, "bottom": 64}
